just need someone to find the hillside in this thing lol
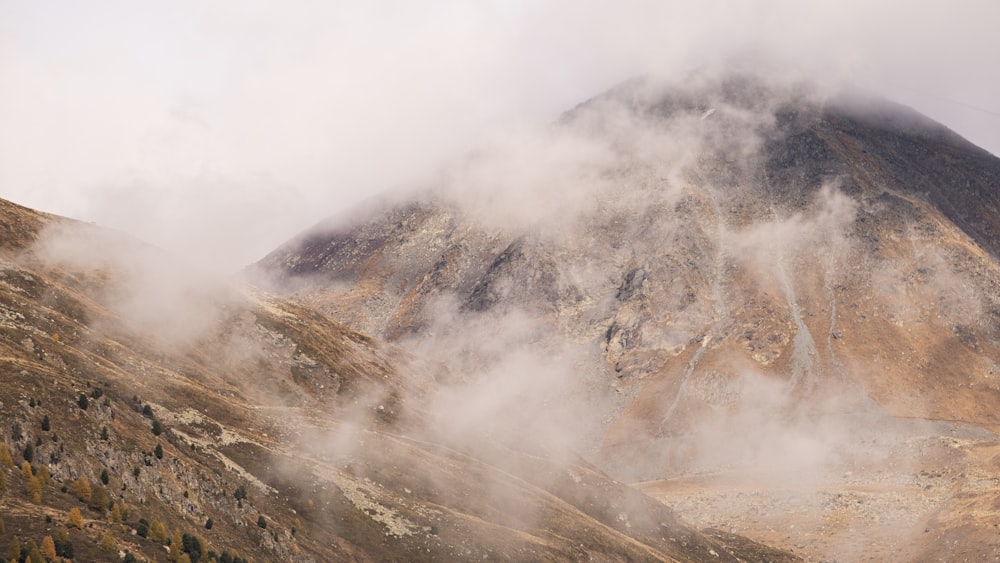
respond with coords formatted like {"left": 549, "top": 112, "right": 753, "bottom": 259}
{"left": 0, "top": 196, "right": 798, "bottom": 562}
{"left": 251, "top": 68, "right": 1000, "bottom": 561}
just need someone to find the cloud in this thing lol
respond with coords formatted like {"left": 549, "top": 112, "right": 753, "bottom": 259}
{"left": 1, "top": 1, "right": 998, "bottom": 272}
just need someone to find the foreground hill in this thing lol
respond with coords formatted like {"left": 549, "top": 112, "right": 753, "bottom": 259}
{"left": 251, "top": 68, "right": 1000, "bottom": 561}
{"left": 0, "top": 197, "right": 795, "bottom": 562}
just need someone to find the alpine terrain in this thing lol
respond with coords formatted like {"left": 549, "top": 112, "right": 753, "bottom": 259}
{"left": 250, "top": 66, "right": 1000, "bottom": 562}
{"left": 0, "top": 110, "right": 796, "bottom": 563}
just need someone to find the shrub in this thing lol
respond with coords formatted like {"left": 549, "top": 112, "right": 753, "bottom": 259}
{"left": 100, "top": 426, "right": 109, "bottom": 441}
{"left": 205, "top": 518, "right": 213, "bottom": 530}
{"left": 77, "top": 394, "right": 88, "bottom": 410}
{"left": 257, "top": 515, "right": 267, "bottom": 529}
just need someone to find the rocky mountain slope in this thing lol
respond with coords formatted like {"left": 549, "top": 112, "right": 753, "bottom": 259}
{"left": 251, "top": 68, "right": 1000, "bottom": 561}
{"left": 0, "top": 196, "right": 797, "bottom": 562}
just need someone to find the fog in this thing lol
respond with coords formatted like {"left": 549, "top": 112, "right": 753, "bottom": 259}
{"left": 2, "top": 1, "right": 1000, "bottom": 272}
{"left": 10, "top": 4, "right": 1000, "bottom": 560}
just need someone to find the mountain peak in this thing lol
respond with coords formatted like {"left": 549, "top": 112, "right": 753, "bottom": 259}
{"left": 250, "top": 71, "right": 1000, "bottom": 560}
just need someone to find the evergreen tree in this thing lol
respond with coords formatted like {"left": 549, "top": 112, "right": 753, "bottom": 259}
{"left": 101, "top": 426, "right": 109, "bottom": 440}
{"left": 257, "top": 515, "right": 267, "bottom": 528}
{"left": 54, "top": 532, "right": 74, "bottom": 559}
{"left": 100, "top": 468, "right": 109, "bottom": 485}
{"left": 40, "top": 415, "right": 50, "bottom": 432}
{"left": 77, "top": 394, "right": 88, "bottom": 410}
{"left": 155, "top": 443, "right": 164, "bottom": 459}
{"left": 22, "top": 442, "right": 33, "bottom": 463}
{"left": 152, "top": 420, "right": 163, "bottom": 436}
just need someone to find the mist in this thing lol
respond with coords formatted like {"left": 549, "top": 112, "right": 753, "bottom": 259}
{"left": 2, "top": 1, "right": 1000, "bottom": 272}
{"left": 6, "top": 3, "right": 1000, "bottom": 560}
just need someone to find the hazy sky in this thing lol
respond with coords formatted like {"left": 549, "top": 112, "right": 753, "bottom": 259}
{"left": 2, "top": 1, "right": 998, "bottom": 272}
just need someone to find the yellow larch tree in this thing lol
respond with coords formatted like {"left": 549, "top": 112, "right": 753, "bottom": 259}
{"left": 68, "top": 507, "right": 84, "bottom": 528}
{"left": 40, "top": 535, "right": 56, "bottom": 560}
{"left": 72, "top": 476, "right": 91, "bottom": 502}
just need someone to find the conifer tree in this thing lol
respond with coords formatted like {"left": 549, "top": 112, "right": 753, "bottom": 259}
{"left": 0, "top": 442, "right": 12, "bottom": 468}
{"left": 89, "top": 484, "right": 110, "bottom": 514}
{"left": 8, "top": 536, "right": 19, "bottom": 562}
{"left": 40, "top": 535, "right": 56, "bottom": 560}
{"left": 26, "top": 475, "right": 42, "bottom": 504}
{"left": 73, "top": 476, "right": 91, "bottom": 502}
{"left": 68, "top": 507, "right": 84, "bottom": 528}
{"left": 26, "top": 540, "right": 42, "bottom": 563}
{"left": 36, "top": 464, "right": 51, "bottom": 486}
{"left": 150, "top": 520, "right": 168, "bottom": 544}
{"left": 99, "top": 529, "right": 115, "bottom": 551}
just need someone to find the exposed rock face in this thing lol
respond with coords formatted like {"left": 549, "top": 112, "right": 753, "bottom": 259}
{"left": 251, "top": 69, "right": 1000, "bottom": 560}
{"left": 0, "top": 197, "right": 797, "bottom": 561}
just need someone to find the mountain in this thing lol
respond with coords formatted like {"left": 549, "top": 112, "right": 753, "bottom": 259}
{"left": 251, "top": 68, "right": 1000, "bottom": 561}
{"left": 0, "top": 196, "right": 798, "bottom": 561}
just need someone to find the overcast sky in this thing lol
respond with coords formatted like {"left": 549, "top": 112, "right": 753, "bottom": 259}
{"left": 2, "top": 1, "right": 998, "bottom": 272}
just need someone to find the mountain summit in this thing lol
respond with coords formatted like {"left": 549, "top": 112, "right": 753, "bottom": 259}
{"left": 252, "top": 68, "right": 1000, "bottom": 561}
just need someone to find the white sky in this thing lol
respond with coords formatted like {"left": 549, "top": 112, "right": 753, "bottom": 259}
{"left": 1, "top": 1, "right": 999, "bottom": 272}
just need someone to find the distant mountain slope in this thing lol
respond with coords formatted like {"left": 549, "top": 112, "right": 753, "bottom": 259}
{"left": 0, "top": 197, "right": 796, "bottom": 562}
{"left": 250, "top": 68, "right": 1000, "bottom": 561}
